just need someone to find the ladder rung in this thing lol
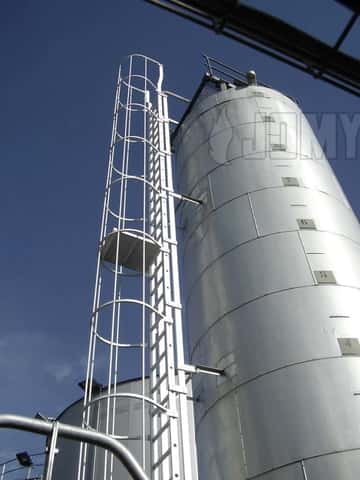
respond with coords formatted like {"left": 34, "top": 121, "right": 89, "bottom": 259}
{"left": 150, "top": 316, "right": 171, "bottom": 333}
{"left": 150, "top": 322, "right": 160, "bottom": 333}
{"left": 160, "top": 392, "right": 169, "bottom": 405}
{"left": 150, "top": 404, "right": 169, "bottom": 418}
{"left": 150, "top": 342, "right": 158, "bottom": 353}
{"left": 152, "top": 262, "right": 163, "bottom": 274}
{"left": 150, "top": 330, "right": 166, "bottom": 348}
{"left": 150, "top": 280, "right": 164, "bottom": 296}
{"left": 151, "top": 373, "right": 168, "bottom": 393}
{"left": 152, "top": 448, "right": 171, "bottom": 471}
{"left": 150, "top": 322, "right": 159, "bottom": 333}
{"left": 156, "top": 329, "right": 167, "bottom": 341}
{"left": 150, "top": 396, "right": 169, "bottom": 416}
{"left": 151, "top": 420, "right": 170, "bottom": 442}
{"left": 157, "top": 350, "right": 167, "bottom": 363}
{"left": 150, "top": 279, "right": 163, "bottom": 292}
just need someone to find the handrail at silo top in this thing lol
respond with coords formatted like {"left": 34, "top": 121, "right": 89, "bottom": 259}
{"left": 0, "top": 414, "right": 149, "bottom": 480}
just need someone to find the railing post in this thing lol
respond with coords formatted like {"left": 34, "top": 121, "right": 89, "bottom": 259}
{"left": 43, "top": 421, "right": 59, "bottom": 480}
{"left": 26, "top": 465, "right": 33, "bottom": 479}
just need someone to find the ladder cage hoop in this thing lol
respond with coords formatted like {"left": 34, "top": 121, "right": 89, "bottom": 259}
{"left": 77, "top": 54, "right": 196, "bottom": 480}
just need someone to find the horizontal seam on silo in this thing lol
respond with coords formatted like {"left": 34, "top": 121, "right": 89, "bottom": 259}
{"left": 175, "top": 97, "right": 255, "bottom": 144}
{"left": 194, "top": 354, "right": 354, "bottom": 427}
{"left": 181, "top": 153, "right": 338, "bottom": 203}
{"left": 176, "top": 121, "right": 272, "bottom": 180}
{"left": 177, "top": 143, "right": 331, "bottom": 187}
{"left": 189, "top": 284, "right": 360, "bottom": 358}
{"left": 182, "top": 186, "right": 358, "bottom": 253}
{"left": 184, "top": 229, "right": 360, "bottom": 303}
{"left": 176, "top": 131, "right": 327, "bottom": 183}
{"left": 245, "top": 446, "right": 360, "bottom": 480}
{"left": 176, "top": 92, "right": 298, "bottom": 146}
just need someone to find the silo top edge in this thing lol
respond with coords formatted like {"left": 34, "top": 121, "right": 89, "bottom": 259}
{"left": 171, "top": 74, "right": 299, "bottom": 149}
{"left": 55, "top": 376, "right": 149, "bottom": 420}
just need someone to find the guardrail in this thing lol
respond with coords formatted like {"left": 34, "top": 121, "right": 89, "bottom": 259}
{"left": 0, "top": 414, "right": 149, "bottom": 480}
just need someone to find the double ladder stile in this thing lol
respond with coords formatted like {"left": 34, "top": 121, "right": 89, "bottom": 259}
{"left": 148, "top": 88, "right": 194, "bottom": 480}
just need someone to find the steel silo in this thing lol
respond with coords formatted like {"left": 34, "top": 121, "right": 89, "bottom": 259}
{"left": 52, "top": 378, "right": 198, "bottom": 479}
{"left": 173, "top": 72, "right": 360, "bottom": 479}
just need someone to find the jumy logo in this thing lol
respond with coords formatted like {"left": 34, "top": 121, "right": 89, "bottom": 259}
{"left": 307, "top": 113, "right": 360, "bottom": 160}
{"left": 208, "top": 110, "right": 360, "bottom": 163}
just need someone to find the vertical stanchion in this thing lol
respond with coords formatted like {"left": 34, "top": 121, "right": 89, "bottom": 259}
{"left": 43, "top": 422, "right": 59, "bottom": 480}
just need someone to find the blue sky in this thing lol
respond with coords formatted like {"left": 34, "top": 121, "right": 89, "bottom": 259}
{"left": 0, "top": 0, "right": 359, "bottom": 463}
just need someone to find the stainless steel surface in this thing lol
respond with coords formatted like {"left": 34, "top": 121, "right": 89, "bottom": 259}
{"left": 174, "top": 83, "right": 360, "bottom": 479}
{"left": 52, "top": 378, "right": 198, "bottom": 480}
{"left": 55, "top": 379, "right": 152, "bottom": 480}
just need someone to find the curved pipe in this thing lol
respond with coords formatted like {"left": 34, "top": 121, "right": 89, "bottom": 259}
{"left": 0, "top": 414, "right": 149, "bottom": 480}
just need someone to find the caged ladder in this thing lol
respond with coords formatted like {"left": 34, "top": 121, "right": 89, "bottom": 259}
{"left": 77, "top": 54, "right": 197, "bottom": 480}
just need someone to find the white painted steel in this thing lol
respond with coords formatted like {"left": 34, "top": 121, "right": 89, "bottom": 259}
{"left": 174, "top": 82, "right": 360, "bottom": 479}
{"left": 148, "top": 71, "right": 196, "bottom": 480}
{"left": 78, "top": 55, "right": 197, "bottom": 480}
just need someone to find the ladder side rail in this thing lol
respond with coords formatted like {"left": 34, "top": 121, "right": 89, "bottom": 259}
{"left": 148, "top": 109, "right": 164, "bottom": 480}
{"left": 161, "top": 92, "right": 196, "bottom": 480}
{"left": 156, "top": 87, "right": 182, "bottom": 480}
{"left": 141, "top": 57, "right": 149, "bottom": 470}
{"left": 149, "top": 103, "right": 173, "bottom": 479}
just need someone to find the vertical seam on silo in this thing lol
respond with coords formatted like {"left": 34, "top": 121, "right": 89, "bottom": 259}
{"left": 301, "top": 460, "right": 309, "bottom": 480}
{"left": 207, "top": 174, "right": 216, "bottom": 210}
{"left": 235, "top": 402, "right": 249, "bottom": 477}
{"left": 247, "top": 193, "right": 260, "bottom": 237}
{"left": 297, "top": 231, "right": 317, "bottom": 284}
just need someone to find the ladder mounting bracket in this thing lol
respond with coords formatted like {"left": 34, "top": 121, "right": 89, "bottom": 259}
{"left": 178, "top": 363, "right": 225, "bottom": 377}
{"left": 169, "top": 191, "right": 203, "bottom": 206}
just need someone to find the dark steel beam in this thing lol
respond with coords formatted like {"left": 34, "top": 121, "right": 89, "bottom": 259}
{"left": 333, "top": 12, "right": 359, "bottom": 50}
{"left": 335, "top": 0, "right": 360, "bottom": 14}
{"left": 146, "top": 0, "right": 360, "bottom": 96}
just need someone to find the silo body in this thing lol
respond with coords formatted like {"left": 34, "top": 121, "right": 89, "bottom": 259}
{"left": 52, "top": 379, "right": 151, "bottom": 479}
{"left": 52, "top": 378, "right": 198, "bottom": 479}
{"left": 174, "top": 83, "right": 360, "bottom": 479}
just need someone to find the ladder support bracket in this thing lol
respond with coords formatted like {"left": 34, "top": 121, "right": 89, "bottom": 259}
{"left": 169, "top": 191, "right": 203, "bottom": 206}
{"left": 169, "top": 384, "right": 188, "bottom": 395}
{"left": 178, "top": 363, "right": 225, "bottom": 377}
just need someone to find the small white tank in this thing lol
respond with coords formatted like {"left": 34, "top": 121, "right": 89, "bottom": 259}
{"left": 52, "top": 377, "right": 198, "bottom": 479}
